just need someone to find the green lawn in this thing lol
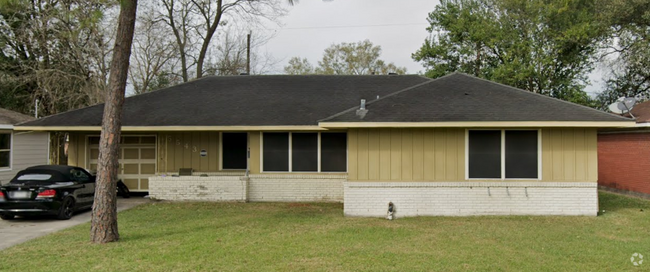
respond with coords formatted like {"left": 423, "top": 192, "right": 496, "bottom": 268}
{"left": 1, "top": 191, "right": 649, "bottom": 271}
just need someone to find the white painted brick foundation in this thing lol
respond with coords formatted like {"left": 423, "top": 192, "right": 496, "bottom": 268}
{"left": 248, "top": 174, "right": 345, "bottom": 202}
{"left": 344, "top": 182, "right": 598, "bottom": 217}
{"left": 148, "top": 174, "right": 346, "bottom": 202}
{"left": 149, "top": 176, "right": 247, "bottom": 201}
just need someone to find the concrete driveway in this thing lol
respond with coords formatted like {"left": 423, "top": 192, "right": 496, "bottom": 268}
{"left": 0, "top": 197, "right": 150, "bottom": 251}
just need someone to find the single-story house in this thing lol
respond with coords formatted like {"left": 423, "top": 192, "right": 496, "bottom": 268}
{"left": 0, "top": 108, "right": 50, "bottom": 184}
{"left": 598, "top": 100, "right": 650, "bottom": 198}
{"left": 15, "top": 73, "right": 634, "bottom": 216}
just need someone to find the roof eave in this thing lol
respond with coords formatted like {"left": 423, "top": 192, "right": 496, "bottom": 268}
{"left": 318, "top": 121, "right": 637, "bottom": 128}
{"left": 13, "top": 125, "right": 330, "bottom": 132}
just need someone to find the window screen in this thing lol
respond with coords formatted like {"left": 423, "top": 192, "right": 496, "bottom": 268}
{"left": 0, "top": 134, "right": 10, "bottom": 168}
{"left": 468, "top": 130, "right": 501, "bottom": 179}
{"left": 291, "top": 133, "right": 318, "bottom": 171}
{"left": 505, "top": 130, "right": 538, "bottom": 179}
{"left": 263, "top": 133, "right": 289, "bottom": 171}
{"left": 222, "top": 133, "right": 248, "bottom": 170}
{"left": 321, "top": 133, "right": 347, "bottom": 172}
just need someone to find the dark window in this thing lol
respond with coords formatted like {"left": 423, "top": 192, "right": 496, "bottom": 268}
{"left": 88, "top": 136, "right": 100, "bottom": 145}
{"left": 292, "top": 133, "right": 318, "bottom": 172}
{"left": 468, "top": 130, "right": 501, "bottom": 179}
{"left": 0, "top": 133, "right": 10, "bottom": 168}
{"left": 263, "top": 133, "right": 289, "bottom": 171}
{"left": 321, "top": 133, "right": 347, "bottom": 172}
{"left": 222, "top": 133, "right": 248, "bottom": 170}
{"left": 505, "top": 130, "right": 538, "bottom": 179}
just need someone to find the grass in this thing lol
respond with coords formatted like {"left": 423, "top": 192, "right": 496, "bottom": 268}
{"left": 1, "top": 191, "right": 649, "bottom": 271}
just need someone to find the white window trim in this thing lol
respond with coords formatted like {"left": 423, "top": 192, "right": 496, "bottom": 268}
{"left": 219, "top": 132, "right": 248, "bottom": 171}
{"left": 0, "top": 132, "right": 12, "bottom": 171}
{"left": 260, "top": 132, "right": 347, "bottom": 173}
{"left": 465, "top": 129, "right": 542, "bottom": 181}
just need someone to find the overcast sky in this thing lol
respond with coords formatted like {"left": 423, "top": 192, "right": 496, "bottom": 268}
{"left": 260, "top": 0, "right": 437, "bottom": 75}
{"left": 258, "top": 0, "right": 606, "bottom": 96}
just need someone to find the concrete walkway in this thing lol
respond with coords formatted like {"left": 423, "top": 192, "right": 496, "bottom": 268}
{"left": 0, "top": 197, "right": 150, "bottom": 251}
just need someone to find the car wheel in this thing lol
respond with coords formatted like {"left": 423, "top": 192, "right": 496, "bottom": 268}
{"left": 0, "top": 214, "right": 15, "bottom": 220}
{"left": 57, "top": 197, "right": 75, "bottom": 220}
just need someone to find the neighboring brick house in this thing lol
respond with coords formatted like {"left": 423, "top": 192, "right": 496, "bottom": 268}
{"left": 16, "top": 73, "right": 634, "bottom": 217}
{"left": 598, "top": 100, "right": 650, "bottom": 198}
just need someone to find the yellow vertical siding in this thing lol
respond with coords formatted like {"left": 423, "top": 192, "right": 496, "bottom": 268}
{"left": 541, "top": 128, "right": 597, "bottom": 182}
{"left": 401, "top": 129, "right": 413, "bottom": 180}
{"left": 348, "top": 128, "right": 597, "bottom": 182}
{"left": 368, "top": 131, "right": 380, "bottom": 180}
{"left": 249, "top": 132, "right": 261, "bottom": 174}
{"left": 390, "top": 128, "right": 402, "bottom": 180}
{"left": 378, "top": 128, "right": 391, "bottom": 180}
{"left": 157, "top": 132, "right": 220, "bottom": 172}
{"left": 412, "top": 129, "right": 424, "bottom": 180}
{"left": 348, "top": 128, "right": 464, "bottom": 181}
{"left": 423, "top": 129, "right": 435, "bottom": 180}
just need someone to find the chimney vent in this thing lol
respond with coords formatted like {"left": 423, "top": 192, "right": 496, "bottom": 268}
{"left": 356, "top": 99, "right": 368, "bottom": 119}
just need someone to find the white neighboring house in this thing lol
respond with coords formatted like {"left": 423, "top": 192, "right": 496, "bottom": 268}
{"left": 0, "top": 108, "right": 50, "bottom": 184}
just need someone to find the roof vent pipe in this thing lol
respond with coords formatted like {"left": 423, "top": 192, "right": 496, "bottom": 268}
{"left": 356, "top": 99, "right": 368, "bottom": 119}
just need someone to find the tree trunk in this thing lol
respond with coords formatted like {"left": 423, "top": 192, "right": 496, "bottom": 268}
{"left": 90, "top": 0, "right": 138, "bottom": 244}
{"left": 196, "top": 0, "right": 223, "bottom": 79}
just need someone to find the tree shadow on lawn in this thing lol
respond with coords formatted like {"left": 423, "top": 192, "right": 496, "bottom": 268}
{"left": 598, "top": 190, "right": 650, "bottom": 213}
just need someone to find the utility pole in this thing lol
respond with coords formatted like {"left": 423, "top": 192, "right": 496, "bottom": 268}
{"left": 246, "top": 31, "right": 251, "bottom": 74}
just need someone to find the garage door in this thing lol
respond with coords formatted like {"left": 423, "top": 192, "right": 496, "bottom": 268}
{"left": 87, "top": 135, "right": 156, "bottom": 192}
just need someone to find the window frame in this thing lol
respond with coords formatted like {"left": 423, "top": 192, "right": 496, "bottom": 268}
{"left": 465, "top": 129, "right": 541, "bottom": 180}
{"left": 0, "top": 132, "right": 12, "bottom": 171}
{"left": 219, "top": 132, "right": 249, "bottom": 171}
{"left": 260, "top": 132, "right": 347, "bottom": 173}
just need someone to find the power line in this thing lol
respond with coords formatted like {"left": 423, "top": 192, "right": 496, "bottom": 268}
{"left": 264, "top": 23, "right": 428, "bottom": 31}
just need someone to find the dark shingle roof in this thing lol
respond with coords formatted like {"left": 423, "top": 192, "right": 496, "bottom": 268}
{"left": 19, "top": 75, "right": 430, "bottom": 127}
{"left": 321, "top": 73, "right": 630, "bottom": 123}
{"left": 18, "top": 73, "right": 630, "bottom": 128}
{"left": 0, "top": 107, "right": 34, "bottom": 125}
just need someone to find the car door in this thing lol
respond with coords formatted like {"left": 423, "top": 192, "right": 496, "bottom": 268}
{"left": 70, "top": 168, "right": 95, "bottom": 207}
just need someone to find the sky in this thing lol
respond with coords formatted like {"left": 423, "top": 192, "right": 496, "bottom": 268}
{"left": 260, "top": 0, "right": 438, "bottom": 75}
{"left": 258, "top": 0, "right": 606, "bottom": 96}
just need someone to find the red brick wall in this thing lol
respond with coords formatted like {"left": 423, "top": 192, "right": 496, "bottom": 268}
{"left": 598, "top": 133, "right": 650, "bottom": 195}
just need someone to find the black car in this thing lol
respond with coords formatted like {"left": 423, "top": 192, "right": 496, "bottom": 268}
{"left": 0, "top": 165, "right": 96, "bottom": 220}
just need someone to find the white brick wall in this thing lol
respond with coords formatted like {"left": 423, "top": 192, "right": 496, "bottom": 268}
{"left": 149, "top": 176, "right": 247, "bottom": 201}
{"left": 148, "top": 174, "right": 346, "bottom": 202}
{"left": 344, "top": 182, "right": 598, "bottom": 217}
{"left": 248, "top": 174, "right": 345, "bottom": 202}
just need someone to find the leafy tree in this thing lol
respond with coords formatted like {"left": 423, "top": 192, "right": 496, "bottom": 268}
{"left": 413, "top": 0, "right": 603, "bottom": 105}
{"left": 284, "top": 57, "right": 314, "bottom": 75}
{"left": 285, "top": 40, "right": 407, "bottom": 75}
{"left": 596, "top": 0, "right": 650, "bottom": 107}
{"left": 0, "top": 0, "right": 112, "bottom": 115}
